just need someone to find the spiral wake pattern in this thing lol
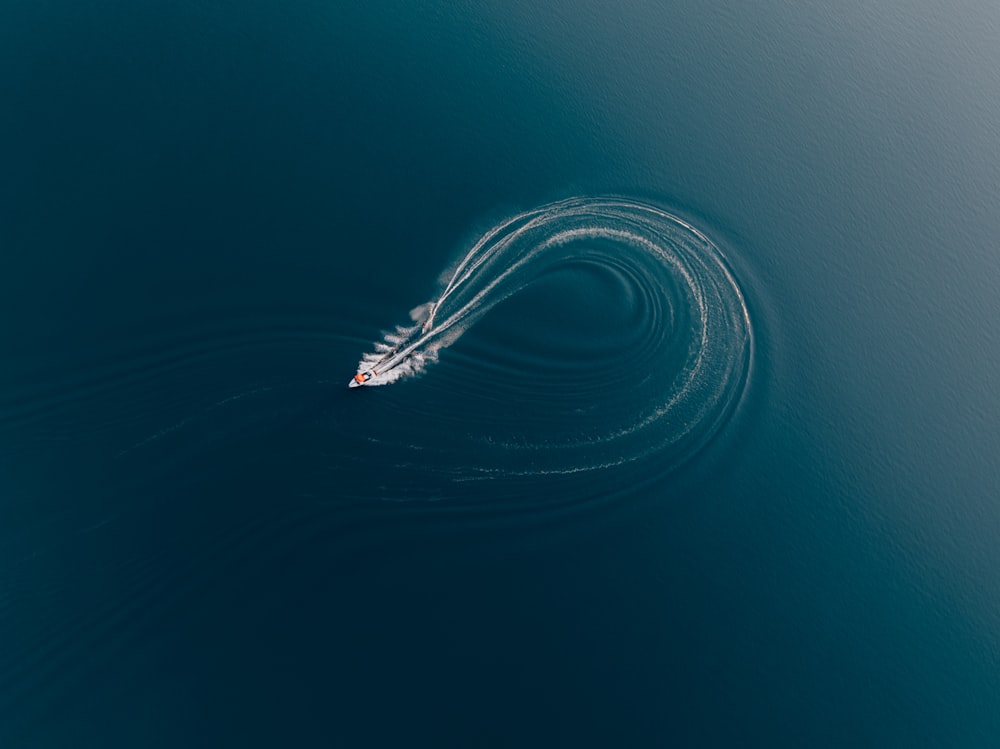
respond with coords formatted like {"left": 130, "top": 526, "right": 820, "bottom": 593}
{"left": 358, "top": 197, "right": 753, "bottom": 479}
{"left": 351, "top": 197, "right": 753, "bottom": 485}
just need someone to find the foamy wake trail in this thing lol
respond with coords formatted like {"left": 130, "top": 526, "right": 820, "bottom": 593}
{"left": 351, "top": 196, "right": 752, "bottom": 473}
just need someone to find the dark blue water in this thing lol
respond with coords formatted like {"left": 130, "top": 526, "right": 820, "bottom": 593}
{"left": 3, "top": 1, "right": 999, "bottom": 746}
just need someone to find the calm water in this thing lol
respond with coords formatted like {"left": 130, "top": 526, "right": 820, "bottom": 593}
{"left": 3, "top": 1, "right": 999, "bottom": 746}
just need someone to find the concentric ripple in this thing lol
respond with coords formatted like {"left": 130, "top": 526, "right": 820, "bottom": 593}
{"left": 351, "top": 197, "right": 753, "bottom": 485}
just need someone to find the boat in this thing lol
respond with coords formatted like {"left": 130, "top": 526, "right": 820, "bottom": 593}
{"left": 348, "top": 370, "right": 376, "bottom": 388}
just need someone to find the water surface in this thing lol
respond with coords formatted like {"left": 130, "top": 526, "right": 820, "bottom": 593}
{"left": 2, "top": 1, "right": 999, "bottom": 746}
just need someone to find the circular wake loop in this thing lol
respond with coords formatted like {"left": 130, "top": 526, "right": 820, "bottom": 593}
{"left": 353, "top": 197, "right": 753, "bottom": 485}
